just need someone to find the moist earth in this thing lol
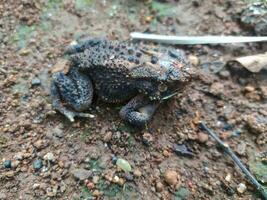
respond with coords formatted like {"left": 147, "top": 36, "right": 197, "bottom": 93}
{"left": 0, "top": 0, "right": 267, "bottom": 200}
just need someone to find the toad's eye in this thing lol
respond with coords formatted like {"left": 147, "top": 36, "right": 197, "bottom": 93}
{"left": 158, "top": 83, "right": 168, "bottom": 92}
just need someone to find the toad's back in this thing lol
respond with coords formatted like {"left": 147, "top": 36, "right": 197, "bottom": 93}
{"left": 69, "top": 40, "right": 145, "bottom": 103}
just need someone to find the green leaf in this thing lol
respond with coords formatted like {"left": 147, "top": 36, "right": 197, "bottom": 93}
{"left": 116, "top": 158, "right": 132, "bottom": 172}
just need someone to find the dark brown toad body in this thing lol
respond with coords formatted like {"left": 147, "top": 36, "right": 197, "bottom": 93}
{"left": 50, "top": 38, "right": 192, "bottom": 126}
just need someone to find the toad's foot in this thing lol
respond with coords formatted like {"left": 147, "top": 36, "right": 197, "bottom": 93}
{"left": 62, "top": 110, "right": 94, "bottom": 122}
{"left": 120, "top": 95, "right": 159, "bottom": 127}
{"left": 50, "top": 68, "right": 94, "bottom": 122}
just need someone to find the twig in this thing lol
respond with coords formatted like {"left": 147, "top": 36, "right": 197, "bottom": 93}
{"left": 199, "top": 121, "right": 267, "bottom": 200}
{"left": 131, "top": 32, "right": 267, "bottom": 45}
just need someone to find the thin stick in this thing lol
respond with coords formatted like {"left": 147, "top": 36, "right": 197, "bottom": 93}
{"left": 199, "top": 121, "right": 267, "bottom": 200}
{"left": 131, "top": 32, "right": 267, "bottom": 45}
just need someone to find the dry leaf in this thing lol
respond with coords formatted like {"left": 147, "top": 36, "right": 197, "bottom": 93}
{"left": 50, "top": 59, "right": 70, "bottom": 74}
{"left": 229, "top": 52, "right": 267, "bottom": 73}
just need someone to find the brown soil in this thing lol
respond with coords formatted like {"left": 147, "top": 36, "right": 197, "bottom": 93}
{"left": 0, "top": 0, "right": 266, "bottom": 199}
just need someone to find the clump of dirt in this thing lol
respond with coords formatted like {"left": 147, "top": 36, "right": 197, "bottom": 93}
{"left": 0, "top": 0, "right": 266, "bottom": 199}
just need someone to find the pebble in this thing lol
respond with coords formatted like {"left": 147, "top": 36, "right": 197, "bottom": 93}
{"left": 142, "top": 132, "right": 154, "bottom": 145}
{"left": 219, "top": 70, "right": 230, "bottom": 78}
{"left": 236, "top": 142, "right": 246, "bottom": 156}
{"left": 11, "top": 160, "right": 19, "bottom": 168}
{"left": 14, "top": 152, "right": 23, "bottom": 160}
{"left": 103, "top": 131, "right": 112, "bottom": 142}
{"left": 0, "top": 192, "right": 7, "bottom": 199}
{"left": 163, "top": 149, "right": 171, "bottom": 157}
{"left": 111, "top": 155, "right": 118, "bottom": 164}
{"left": 86, "top": 182, "right": 95, "bottom": 190}
{"left": 225, "top": 173, "right": 232, "bottom": 182}
{"left": 34, "top": 140, "right": 44, "bottom": 150}
{"left": 58, "top": 160, "right": 64, "bottom": 168}
{"left": 3, "top": 160, "right": 12, "bottom": 168}
{"left": 175, "top": 187, "right": 189, "bottom": 199}
{"left": 156, "top": 182, "right": 164, "bottom": 192}
{"left": 125, "top": 173, "right": 134, "bottom": 181}
{"left": 44, "top": 152, "right": 55, "bottom": 162}
{"left": 173, "top": 144, "right": 194, "bottom": 157}
{"left": 71, "top": 168, "right": 92, "bottom": 181}
{"left": 92, "top": 176, "right": 99, "bottom": 184}
{"left": 188, "top": 55, "right": 199, "bottom": 66}
{"left": 4, "top": 171, "right": 15, "bottom": 178}
{"left": 118, "top": 178, "right": 125, "bottom": 186}
{"left": 53, "top": 127, "right": 64, "bottom": 138}
{"left": 133, "top": 169, "right": 142, "bottom": 177}
{"left": 164, "top": 170, "right": 178, "bottom": 186}
{"left": 112, "top": 175, "right": 120, "bottom": 183}
{"left": 210, "top": 82, "right": 224, "bottom": 96}
{"left": 116, "top": 158, "right": 131, "bottom": 172}
{"left": 237, "top": 183, "right": 246, "bottom": 194}
{"left": 33, "top": 159, "right": 43, "bottom": 170}
{"left": 31, "top": 77, "right": 41, "bottom": 86}
{"left": 92, "top": 190, "right": 101, "bottom": 197}
{"left": 32, "top": 183, "right": 40, "bottom": 190}
{"left": 244, "top": 86, "right": 255, "bottom": 92}
{"left": 197, "top": 132, "right": 209, "bottom": 143}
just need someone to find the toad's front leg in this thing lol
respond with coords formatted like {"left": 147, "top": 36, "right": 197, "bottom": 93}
{"left": 119, "top": 95, "right": 160, "bottom": 127}
{"left": 50, "top": 68, "right": 94, "bottom": 122}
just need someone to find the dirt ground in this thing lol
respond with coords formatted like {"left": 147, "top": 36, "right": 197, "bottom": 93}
{"left": 0, "top": 0, "right": 267, "bottom": 199}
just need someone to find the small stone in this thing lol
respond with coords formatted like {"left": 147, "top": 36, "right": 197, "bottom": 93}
{"left": 86, "top": 182, "right": 95, "bottom": 190}
{"left": 237, "top": 183, "right": 246, "bottom": 194}
{"left": 92, "top": 190, "right": 101, "bottom": 197}
{"left": 14, "top": 152, "right": 23, "bottom": 160}
{"left": 103, "top": 131, "right": 112, "bottom": 142}
{"left": 210, "top": 82, "right": 224, "bottom": 96}
{"left": 142, "top": 132, "right": 154, "bottom": 145}
{"left": 133, "top": 169, "right": 142, "bottom": 177}
{"left": 5, "top": 171, "right": 15, "bottom": 178}
{"left": 0, "top": 192, "right": 7, "bottom": 199}
{"left": 34, "top": 140, "right": 44, "bottom": 150}
{"left": 111, "top": 155, "right": 118, "bottom": 164}
{"left": 32, "top": 183, "right": 40, "bottom": 190}
{"left": 118, "top": 178, "right": 125, "bottom": 186}
{"left": 163, "top": 149, "right": 171, "bottom": 157}
{"left": 173, "top": 144, "right": 194, "bottom": 157}
{"left": 225, "top": 173, "right": 232, "bottom": 182}
{"left": 156, "top": 182, "right": 164, "bottom": 192}
{"left": 236, "top": 142, "right": 246, "bottom": 156}
{"left": 125, "top": 173, "right": 134, "bottom": 181}
{"left": 175, "top": 187, "right": 189, "bottom": 199}
{"left": 44, "top": 152, "right": 55, "bottom": 162}
{"left": 92, "top": 176, "right": 99, "bottom": 184}
{"left": 33, "top": 159, "right": 43, "bottom": 170}
{"left": 31, "top": 77, "right": 41, "bottom": 86}
{"left": 11, "top": 160, "right": 19, "bottom": 168}
{"left": 116, "top": 158, "right": 131, "bottom": 172}
{"left": 197, "top": 132, "right": 209, "bottom": 143}
{"left": 58, "top": 161, "right": 64, "bottom": 168}
{"left": 188, "top": 55, "right": 199, "bottom": 66}
{"left": 164, "top": 170, "right": 178, "bottom": 186}
{"left": 112, "top": 175, "right": 120, "bottom": 183}
{"left": 145, "top": 15, "right": 153, "bottom": 23}
{"left": 3, "top": 160, "right": 12, "bottom": 169}
{"left": 219, "top": 70, "right": 230, "bottom": 78}
{"left": 19, "top": 48, "right": 31, "bottom": 56}
{"left": 244, "top": 86, "right": 255, "bottom": 92}
{"left": 53, "top": 127, "right": 64, "bottom": 138}
{"left": 71, "top": 168, "right": 92, "bottom": 181}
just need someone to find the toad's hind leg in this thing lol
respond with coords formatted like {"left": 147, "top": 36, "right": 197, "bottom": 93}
{"left": 50, "top": 69, "right": 94, "bottom": 122}
{"left": 119, "top": 95, "right": 160, "bottom": 127}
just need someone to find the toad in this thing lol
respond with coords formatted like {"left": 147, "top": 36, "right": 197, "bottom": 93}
{"left": 50, "top": 38, "right": 192, "bottom": 126}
